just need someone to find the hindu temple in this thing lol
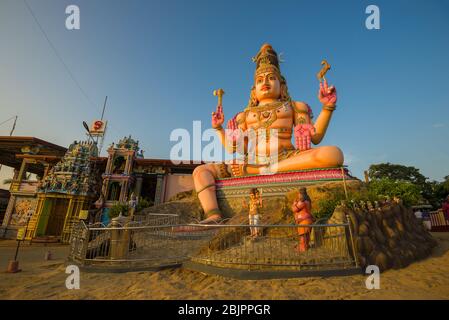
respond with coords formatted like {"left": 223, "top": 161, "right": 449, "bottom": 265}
{"left": 0, "top": 136, "right": 197, "bottom": 243}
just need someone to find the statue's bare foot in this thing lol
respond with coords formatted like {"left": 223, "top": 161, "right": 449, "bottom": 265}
{"left": 172, "top": 213, "right": 222, "bottom": 233}
{"left": 198, "top": 214, "right": 222, "bottom": 224}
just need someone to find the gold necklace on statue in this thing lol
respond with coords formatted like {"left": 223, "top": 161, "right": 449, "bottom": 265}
{"left": 245, "top": 100, "right": 291, "bottom": 129}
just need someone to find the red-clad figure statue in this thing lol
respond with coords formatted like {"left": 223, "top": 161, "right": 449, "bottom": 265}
{"left": 292, "top": 188, "right": 314, "bottom": 252}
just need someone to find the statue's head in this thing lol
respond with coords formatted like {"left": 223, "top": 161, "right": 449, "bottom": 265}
{"left": 254, "top": 71, "right": 281, "bottom": 102}
{"left": 248, "top": 44, "right": 291, "bottom": 107}
{"left": 250, "top": 188, "right": 259, "bottom": 199}
{"left": 298, "top": 187, "right": 311, "bottom": 203}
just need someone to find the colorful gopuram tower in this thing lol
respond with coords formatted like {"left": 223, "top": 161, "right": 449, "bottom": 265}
{"left": 96, "top": 136, "right": 142, "bottom": 224}
{"left": 27, "top": 140, "right": 100, "bottom": 243}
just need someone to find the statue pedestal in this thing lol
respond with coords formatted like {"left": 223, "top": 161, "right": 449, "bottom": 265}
{"left": 216, "top": 167, "right": 354, "bottom": 199}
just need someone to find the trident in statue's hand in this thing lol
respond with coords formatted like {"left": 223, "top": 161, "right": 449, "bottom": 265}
{"left": 212, "top": 89, "right": 225, "bottom": 129}
{"left": 316, "top": 60, "right": 337, "bottom": 105}
{"left": 213, "top": 88, "right": 225, "bottom": 106}
{"left": 317, "top": 60, "right": 331, "bottom": 82}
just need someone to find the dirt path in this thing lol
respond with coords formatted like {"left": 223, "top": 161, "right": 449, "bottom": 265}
{"left": 1, "top": 233, "right": 448, "bottom": 300}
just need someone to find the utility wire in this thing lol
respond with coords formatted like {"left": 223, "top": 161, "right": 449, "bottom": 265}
{"left": 0, "top": 116, "right": 17, "bottom": 127}
{"left": 0, "top": 115, "right": 17, "bottom": 173}
{"left": 23, "top": 0, "right": 96, "bottom": 109}
{"left": 9, "top": 116, "right": 17, "bottom": 136}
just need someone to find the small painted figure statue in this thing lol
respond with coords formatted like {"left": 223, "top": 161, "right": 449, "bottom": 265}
{"left": 128, "top": 192, "right": 138, "bottom": 217}
{"left": 243, "top": 188, "right": 263, "bottom": 238}
{"left": 292, "top": 187, "right": 314, "bottom": 252}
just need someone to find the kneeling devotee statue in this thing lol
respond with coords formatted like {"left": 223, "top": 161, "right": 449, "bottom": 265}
{"left": 193, "top": 43, "right": 343, "bottom": 224}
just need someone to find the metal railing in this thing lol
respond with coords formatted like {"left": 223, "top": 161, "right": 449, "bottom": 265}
{"left": 191, "top": 222, "right": 356, "bottom": 271}
{"left": 68, "top": 215, "right": 357, "bottom": 272}
{"left": 68, "top": 215, "right": 216, "bottom": 269}
{"left": 428, "top": 210, "right": 449, "bottom": 227}
{"left": 131, "top": 213, "right": 180, "bottom": 227}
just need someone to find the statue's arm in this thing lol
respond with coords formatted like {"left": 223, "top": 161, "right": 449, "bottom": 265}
{"left": 215, "top": 112, "right": 248, "bottom": 154}
{"left": 310, "top": 104, "right": 336, "bottom": 145}
{"left": 312, "top": 80, "right": 338, "bottom": 144}
{"left": 214, "top": 128, "right": 233, "bottom": 153}
{"left": 293, "top": 101, "right": 312, "bottom": 126}
{"left": 293, "top": 101, "right": 335, "bottom": 145}
{"left": 295, "top": 201, "right": 306, "bottom": 210}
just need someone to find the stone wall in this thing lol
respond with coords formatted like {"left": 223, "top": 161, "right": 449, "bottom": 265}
{"left": 328, "top": 202, "right": 437, "bottom": 271}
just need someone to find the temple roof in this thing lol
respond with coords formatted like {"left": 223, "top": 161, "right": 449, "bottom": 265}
{"left": 0, "top": 136, "right": 202, "bottom": 175}
{"left": 90, "top": 156, "right": 202, "bottom": 169}
{"left": 0, "top": 136, "right": 67, "bottom": 174}
{"left": 134, "top": 158, "right": 202, "bottom": 168}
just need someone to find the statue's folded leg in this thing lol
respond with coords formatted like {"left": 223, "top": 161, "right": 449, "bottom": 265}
{"left": 173, "top": 164, "right": 223, "bottom": 232}
{"left": 268, "top": 146, "right": 344, "bottom": 173}
{"left": 193, "top": 163, "right": 223, "bottom": 223}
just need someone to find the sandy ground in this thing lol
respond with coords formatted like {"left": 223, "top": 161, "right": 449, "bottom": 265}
{"left": 0, "top": 233, "right": 449, "bottom": 300}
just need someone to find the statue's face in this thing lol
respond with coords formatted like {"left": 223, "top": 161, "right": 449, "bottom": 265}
{"left": 255, "top": 72, "right": 281, "bottom": 103}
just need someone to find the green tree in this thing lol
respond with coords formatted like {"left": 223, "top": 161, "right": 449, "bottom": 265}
{"left": 109, "top": 202, "right": 130, "bottom": 218}
{"left": 426, "top": 175, "right": 449, "bottom": 208}
{"left": 136, "top": 198, "right": 153, "bottom": 212}
{"left": 442, "top": 175, "right": 449, "bottom": 193}
{"left": 368, "top": 178, "right": 423, "bottom": 207}
{"left": 368, "top": 163, "right": 427, "bottom": 185}
{"left": 367, "top": 163, "right": 449, "bottom": 208}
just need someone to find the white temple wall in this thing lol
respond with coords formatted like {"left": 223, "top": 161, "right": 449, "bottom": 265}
{"left": 163, "top": 174, "right": 194, "bottom": 202}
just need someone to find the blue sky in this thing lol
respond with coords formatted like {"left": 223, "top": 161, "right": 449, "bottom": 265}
{"left": 0, "top": 0, "right": 448, "bottom": 183}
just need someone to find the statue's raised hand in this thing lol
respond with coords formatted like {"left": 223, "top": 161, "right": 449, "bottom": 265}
{"left": 294, "top": 123, "right": 315, "bottom": 151}
{"left": 226, "top": 114, "right": 244, "bottom": 144}
{"left": 211, "top": 105, "right": 224, "bottom": 129}
{"left": 318, "top": 79, "right": 337, "bottom": 105}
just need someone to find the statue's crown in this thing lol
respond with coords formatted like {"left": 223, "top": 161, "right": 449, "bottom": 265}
{"left": 252, "top": 43, "right": 281, "bottom": 78}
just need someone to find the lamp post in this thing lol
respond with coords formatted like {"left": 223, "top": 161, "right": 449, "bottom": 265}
{"left": 6, "top": 216, "right": 31, "bottom": 273}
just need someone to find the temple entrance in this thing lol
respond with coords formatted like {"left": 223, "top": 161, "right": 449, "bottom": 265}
{"left": 107, "top": 182, "right": 122, "bottom": 201}
{"left": 45, "top": 198, "right": 69, "bottom": 236}
{"left": 140, "top": 174, "right": 158, "bottom": 204}
{"left": 112, "top": 156, "right": 126, "bottom": 174}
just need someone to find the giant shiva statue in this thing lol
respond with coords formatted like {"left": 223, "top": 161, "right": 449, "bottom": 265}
{"left": 193, "top": 44, "right": 343, "bottom": 224}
